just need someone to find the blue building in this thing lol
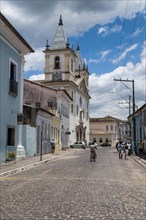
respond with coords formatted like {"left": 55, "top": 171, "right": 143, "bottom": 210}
{"left": 128, "top": 103, "right": 146, "bottom": 155}
{"left": 0, "top": 13, "right": 34, "bottom": 163}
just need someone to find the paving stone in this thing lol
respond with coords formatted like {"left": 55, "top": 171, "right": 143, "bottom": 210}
{"left": 0, "top": 148, "right": 145, "bottom": 219}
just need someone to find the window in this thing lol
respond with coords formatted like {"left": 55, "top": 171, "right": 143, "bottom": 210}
{"left": 99, "top": 138, "right": 103, "bottom": 143}
{"left": 77, "top": 106, "right": 79, "bottom": 116}
{"left": 10, "top": 62, "right": 16, "bottom": 80}
{"left": 93, "top": 138, "right": 96, "bottom": 143}
{"left": 54, "top": 56, "right": 60, "bottom": 69}
{"left": 105, "top": 138, "right": 109, "bottom": 143}
{"left": 9, "top": 61, "right": 18, "bottom": 95}
{"left": 7, "top": 127, "right": 15, "bottom": 146}
{"left": 111, "top": 125, "right": 113, "bottom": 131}
{"left": 86, "top": 112, "right": 88, "bottom": 120}
{"left": 71, "top": 104, "right": 73, "bottom": 113}
{"left": 71, "top": 58, "right": 74, "bottom": 71}
{"left": 80, "top": 97, "right": 82, "bottom": 106}
{"left": 48, "top": 125, "right": 50, "bottom": 140}
{"left": 106, "top": 125, "right": 108, "bottom": 131}
{"left": 61, "top": 104, "right": 69, "bottom": 118}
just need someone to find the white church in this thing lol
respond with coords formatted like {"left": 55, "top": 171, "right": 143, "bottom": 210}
{"left": 39, "top": 15, "right": 91, "bottom": 146}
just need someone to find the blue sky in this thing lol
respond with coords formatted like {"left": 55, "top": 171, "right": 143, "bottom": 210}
{"left": 1, "top": 0, "right": 146, "bottom": 119}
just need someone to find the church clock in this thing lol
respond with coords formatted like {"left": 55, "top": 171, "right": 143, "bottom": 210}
{"left": 52, "top": 71, "right": 62, "bottom": 81}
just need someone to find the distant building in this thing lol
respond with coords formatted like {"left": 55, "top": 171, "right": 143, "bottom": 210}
{"left": 38, "top": 15, "right": 91, "bottom": 145}
{"left": 0, "top": 13, "right": 34, "bottom": 163}
{"left": 90, "top": 116, "right": 129, "bottom": 147}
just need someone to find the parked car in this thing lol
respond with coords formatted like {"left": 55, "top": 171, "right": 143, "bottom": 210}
{"left": 70, "top": 141, "right": 86, "bottom": 149}
{"left": 99, "top": 143, "right": 111, "bottom": 147}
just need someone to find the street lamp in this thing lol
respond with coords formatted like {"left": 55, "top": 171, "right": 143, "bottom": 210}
{"left": 110, "top": 91, "right": 131, "bottom": 115}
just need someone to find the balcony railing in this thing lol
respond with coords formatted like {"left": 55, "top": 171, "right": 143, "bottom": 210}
{"left": 9, "top": 79, "right": 18, "bottom": 96}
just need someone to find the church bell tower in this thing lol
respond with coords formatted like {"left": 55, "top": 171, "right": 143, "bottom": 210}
{"left": 44, "top": 15, "right": 77, "bottom": 82}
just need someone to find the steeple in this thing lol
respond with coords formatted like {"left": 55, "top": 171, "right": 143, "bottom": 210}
{"left": 66, "top": 37, "right": 70, "bottom": 48}
{"left": 76, "top": 42, "right": 80, "bottom": 51}
{"left": 45, "top": 39, "right": 49, "bottom": 50}
{"left": 58, "top": 15, "right": 63, "bottom": 26}
{"left": 75, "top": 42, "right": 83, "bottom": 70}
{"left": 49, "top": 15, "right": 67, "bottom": 50}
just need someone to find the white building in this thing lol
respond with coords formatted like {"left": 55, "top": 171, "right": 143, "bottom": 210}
{"left": 38, "top": 15, "right": 90, "bottom": 145}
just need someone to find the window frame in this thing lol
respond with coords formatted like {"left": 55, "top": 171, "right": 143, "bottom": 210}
{"left": 9, "top": 58, "right": 18, "bottom": 81}
{"left": 7, "top": 126, "right": 15, "bottom": 146}
{"left": 9, "top": 58, "right": 18, "bottom": 96}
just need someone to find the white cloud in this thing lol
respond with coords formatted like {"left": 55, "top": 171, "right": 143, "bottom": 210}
{"left": 29, "top": 74, "right": 45, "bottom": 81}
{"left": 98, "top": 27, "right": 107, "bottom": 34}
{"left": 112, "top": 44, "right": 138, "bottom": 64}
{"left": 130, "top": 27, "right": 145, "bottom": 38}
{"left": 24, "top": 48, "right": 45, "bottom": 71}
{"left": 89, "top": 42, "right": 146, "bottom": 119}
{"left": 98, "top": 24, "right": 122, "bottom": 37}
{"left": 100, "top": 50, "right": 111, "bottom": 60}
{"left": 88, "top": 50, "right": 111, "bottom": 64}
{"left": 1, "top": 1, "right": 145, "bottom": 47}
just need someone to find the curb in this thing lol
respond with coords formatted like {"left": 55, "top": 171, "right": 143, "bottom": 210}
{"left": 0, "top": 150, "right": 74, "bottom": 177}
{"left": 0, "top": 156, "right": 58, "bottom": 177}
{"left": 131, "top": 155, "right": 146, "bottom": 168}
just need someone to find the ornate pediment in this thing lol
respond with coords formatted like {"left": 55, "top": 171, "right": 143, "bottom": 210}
{"left": 75, "top": 78, "right": 89, "bottom": 96}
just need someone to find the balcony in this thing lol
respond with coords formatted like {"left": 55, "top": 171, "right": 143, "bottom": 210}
{"left": 9, "top": 79, "right": 18, "bottom": 96}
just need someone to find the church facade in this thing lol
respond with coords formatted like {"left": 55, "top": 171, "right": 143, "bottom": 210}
{"left": 39, "top": 15, "right": 90, "bottom": 146}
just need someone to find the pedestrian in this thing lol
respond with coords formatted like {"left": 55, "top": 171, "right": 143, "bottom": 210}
{"left": 119, "top": 141, "right": 126, "bottom": 159}
{"left": 138, "top": 140, "right": 144, "bottom": 158}
{"left": 51, "top": 139, "right": 55, "bottom": 153}
{"left": 127, "top": 141, "right": 132, "bottom": 156}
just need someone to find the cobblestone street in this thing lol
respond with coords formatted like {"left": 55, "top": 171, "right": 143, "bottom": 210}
{"left": 0, "top": 147, "right": 146, "bottom": 220}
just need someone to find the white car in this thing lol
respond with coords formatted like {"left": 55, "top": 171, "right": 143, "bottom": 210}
{"left": 70, "top": 141, "right": 86, "bottom": 149}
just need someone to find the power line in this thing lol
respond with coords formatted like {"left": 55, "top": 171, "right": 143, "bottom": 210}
{"left": 114, "top": 78, "right": 136, "bottom": 154}
{"left": 121, "top": 0, "right": 143, "bottom": 77}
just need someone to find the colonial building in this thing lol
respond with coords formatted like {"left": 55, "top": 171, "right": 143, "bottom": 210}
{"left": 38, "top": 15, "right": 90, "bottom": 145}
{"left": 0, "top": 13, "right": 34, "bottom": 163}
{"left": 90, "top": 116, "right": 129, "bottom": 147}
{"left": 23, "top": 79, "right": 72, "bottom": 153}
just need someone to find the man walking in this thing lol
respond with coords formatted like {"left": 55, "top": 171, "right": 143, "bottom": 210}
{"left": 138, "top": 140, "right": 144, "bottom": 158}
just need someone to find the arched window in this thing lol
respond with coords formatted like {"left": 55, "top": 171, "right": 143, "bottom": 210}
{"left": 54, "top": 56, "right": 60, "bottom": 69}
{"left": 71, "top": 58, "right": 74, "bottom": 71}
{"left": 80, "top": 97, "right": 82, "bottom": 106}
{"left": 106, "top": 138, "right": 109, "bottom": 143}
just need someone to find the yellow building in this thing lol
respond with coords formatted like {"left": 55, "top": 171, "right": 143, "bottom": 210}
{"left": 90, "top": 116, "right": 127, "bottom": 147}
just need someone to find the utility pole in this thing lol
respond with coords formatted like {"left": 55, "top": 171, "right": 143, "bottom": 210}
{"left": 129, "top": 95, "right": 131, "bottom": 115}
{"left": 114, "top": 78, "right": 136, "bottom": 154}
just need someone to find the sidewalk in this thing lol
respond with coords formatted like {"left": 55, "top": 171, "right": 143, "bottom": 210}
{"left": 131, "top": 152, "right": 146, "bottom": 169}
{"left": 0, "top": 148, "right": 75, "bottom": 177}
